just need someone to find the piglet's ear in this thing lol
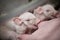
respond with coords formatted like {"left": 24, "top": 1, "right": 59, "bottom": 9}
{"left": 36, "top": 6, "right": 42, "bottom": 11}
{"left": 34, "top": 6, "right": 43, "bottom": 14}
{"left": 9, "top": 17, "right": 17, "bottom": 22}
{"left": 34, "top": 7, "right": 42, "bottom": 12}
{"left": 12, "top": 17, "right": 22, "bottom": 25}
{"left": 12, "top": 17, "right": 20, "bottom": 22}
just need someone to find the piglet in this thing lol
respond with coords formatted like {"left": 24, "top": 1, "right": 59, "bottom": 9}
{"left": 6, "top": 12, "right": 37, "bottom": 34}
{"left": 34, "top": 4, "right": 58, "bottom": 25}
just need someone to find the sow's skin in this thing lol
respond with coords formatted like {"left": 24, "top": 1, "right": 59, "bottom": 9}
{"left": 19, "top": 18, "right": 60, "bottom": 40}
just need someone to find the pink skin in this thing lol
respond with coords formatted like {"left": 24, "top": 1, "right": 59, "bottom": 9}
{"left": 18, "top": 18, "right": 60, "bottom": 40}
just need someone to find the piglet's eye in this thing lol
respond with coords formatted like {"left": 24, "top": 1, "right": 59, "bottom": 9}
{"left": 26, "top": 19, "right": 30, "bottom": 21}
{"left": 46, "top": 10, "right": 50, "bottom": 12}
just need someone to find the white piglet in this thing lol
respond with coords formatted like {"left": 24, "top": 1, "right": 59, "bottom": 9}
{"left": 6, "top": 12, "right": 37, "bottom": 34}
